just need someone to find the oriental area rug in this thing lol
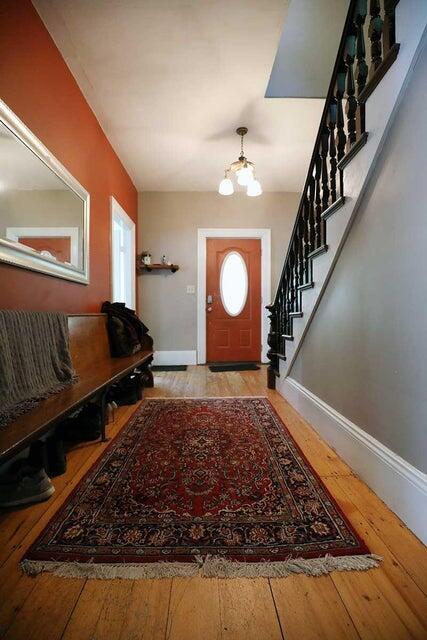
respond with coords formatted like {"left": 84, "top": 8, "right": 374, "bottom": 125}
{"left": 22, "top": 397, "right": 380, "bottom": 579}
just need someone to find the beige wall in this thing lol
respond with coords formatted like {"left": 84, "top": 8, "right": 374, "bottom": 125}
{"left": 0, "top": 190, "right": 83, "bottom": 232}
{"left": 138, "top": 191, "right": 299, "bottom": 352}
{"left": 290, "top": 39, "right": 427, "bottom": 472}
{"left": 0, "top": 189, "right": 84, "bottom": 267}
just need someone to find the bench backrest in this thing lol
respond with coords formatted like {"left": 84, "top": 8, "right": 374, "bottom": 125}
{"left": 68, "top": 313, "right": 110, "bottom": 376}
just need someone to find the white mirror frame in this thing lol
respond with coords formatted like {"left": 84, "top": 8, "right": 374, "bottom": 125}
{"left": 0, "top": 99, "right": 90, "bottom": 285}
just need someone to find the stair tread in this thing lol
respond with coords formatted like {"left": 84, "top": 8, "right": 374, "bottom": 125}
{"left": 308, "top": 244, "right": 328, "bottom": 260}
{"left": 298, "top": 281, "right": 314, "bottom": 291}
{"left": 321, "top": 196, "right": 346, "bottom": 221}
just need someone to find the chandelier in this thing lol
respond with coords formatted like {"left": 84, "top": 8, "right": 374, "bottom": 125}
{"left": 218, "top": 127, "right": 262, "bottom": 197}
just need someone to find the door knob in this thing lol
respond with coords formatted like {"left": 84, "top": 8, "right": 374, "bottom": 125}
{"left": 207, "top": 306, "right": 212, "bottom": 312}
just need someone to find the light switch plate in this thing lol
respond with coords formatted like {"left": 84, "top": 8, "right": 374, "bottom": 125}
{"left": 186, "top": 285, "right": 195, "bottom": 294}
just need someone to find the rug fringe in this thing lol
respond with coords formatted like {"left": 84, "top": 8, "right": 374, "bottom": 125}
{"left": 20, "top": 554, "right": 382, "bottom": 580}
{"left": 145, "top": 396, "right": 268, "bottom": 400}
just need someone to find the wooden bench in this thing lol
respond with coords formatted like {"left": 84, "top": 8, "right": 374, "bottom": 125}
{"left": 0, "top": 313, "right": 154, "bottom": 463}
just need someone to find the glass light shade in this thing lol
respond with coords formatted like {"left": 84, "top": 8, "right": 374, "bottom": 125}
{"left": 218, "top": 177, "right": 234, "bottom": 196}
{"left": 236, "top": 165, "right": 254, "bottom": 186}
{"left": 247, "top": 179, "right": 262, "bottom": 197}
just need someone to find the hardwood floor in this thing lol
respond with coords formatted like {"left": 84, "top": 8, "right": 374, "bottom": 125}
{"left": 0, "top": 365, "right": 426, "bottom": 640}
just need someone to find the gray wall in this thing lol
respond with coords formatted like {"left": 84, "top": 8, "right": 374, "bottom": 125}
{"left": 138, "top": 191, "right": 299, "bottom": 351}
{"left": 290, "top": 40, "right": 427, "bottom": 472}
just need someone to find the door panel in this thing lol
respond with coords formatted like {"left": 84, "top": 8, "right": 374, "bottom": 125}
{"left": 206, "top": 238, "right": 261, "bottom": 362}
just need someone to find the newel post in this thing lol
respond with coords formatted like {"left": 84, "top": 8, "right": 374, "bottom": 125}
{"left": 266, "top": 304, "right": 279, "bottom": 389}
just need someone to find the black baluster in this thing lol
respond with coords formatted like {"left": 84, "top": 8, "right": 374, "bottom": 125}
{"left": 335, "top": 62, "right": 347, "bottom": 163}
{"left": 368, "top": 0, "right": 383, "bottom": 79}
{"left": 320, "top": 125, "right": 330, "bottom": 213}
{"left": 327, "top": 99, "right": 337, "bottom": 204}
{"left": 302, "top": 196, "right": 311, "bottom": 285}
{"left": 290, "top": 243, "right": 298, "bottom": 313}
{"left": 383, "top": 0, "right": 398, "bottom": 56}
{"left": 280, "top": 281, "right": 286, "bottom": 348}
{"left": 355, "top": 0, "right": 368, "bottom": 138}
{"left": 308, "top": 175, "right": 316, "bottom": 257}
{"left": 266, "top": 304, "right": 279, "bottom": 389}
{"left": 295, "top": 235, "right": 301, "bottom": 309}
{"left": 355, "top": 0, "right": 368, "bottom": 96}
{"left": 297, "top": 216, "right": 305, "bottom": 290}
{"left": 335, "top": 61, "right": 346, "bottom": 198}
{"left": 294, "top": 226, "right": 300, "bottom": 294}
{"left": 291, "top": 246, "right": 298, "bottom": 314}
{"left": 314, "top": 153, "right": 323, "bottom": 249}
{"left": 277, "top": 289, "right": 283, "bottom": 355}
{"left": 285, "top": 263, "right": 292, "bottom": 334}
{"left": 345, "top": 22, "right": 357, "bottom": 151}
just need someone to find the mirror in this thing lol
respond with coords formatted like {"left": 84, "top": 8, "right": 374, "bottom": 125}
{"left": 0, "top": 100, "right": 89, "bottom": 284}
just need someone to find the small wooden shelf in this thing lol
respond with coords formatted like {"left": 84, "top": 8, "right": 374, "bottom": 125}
{"left": 137, "top": 263, "right": 179, "bottom": 274}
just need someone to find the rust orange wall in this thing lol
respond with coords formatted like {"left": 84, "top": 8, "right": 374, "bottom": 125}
{"left": 0, "top": 0, "right": 137, "bottom": 312}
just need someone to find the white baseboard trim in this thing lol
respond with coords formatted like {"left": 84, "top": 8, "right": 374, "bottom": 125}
{"left": 152, "top": 350, "right": 197, "bottom": 366}
{"left": 280, "top": 376, "right": 427, "bottom": 544}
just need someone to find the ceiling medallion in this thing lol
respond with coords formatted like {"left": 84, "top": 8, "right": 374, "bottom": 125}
{"left": 218, "top": 127, "right": 262, "bottom": 197}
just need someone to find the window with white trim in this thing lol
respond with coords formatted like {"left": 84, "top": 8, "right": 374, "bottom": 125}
{"left": 111, "top": 198, "right": 135, "bottom": 310}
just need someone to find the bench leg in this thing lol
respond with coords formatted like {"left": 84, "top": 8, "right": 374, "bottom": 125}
{"left": 144, "top": 369, "right": 154, "bottom": 388}
{"left": 142, "top": 357, "right": 154, "bottom": 388}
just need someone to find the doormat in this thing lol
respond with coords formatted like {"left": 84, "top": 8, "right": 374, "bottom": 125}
{"left": 21, "top": 397, "right": 380, "bottom": 579}
{"left": 209, "top": 362, "right": 260, "bottom": 372}
{"left": 151, "top": 365, "right": 188, "bottom": 372}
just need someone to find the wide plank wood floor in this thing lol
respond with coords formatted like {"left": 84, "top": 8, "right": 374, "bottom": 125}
{"left": 0, "top": 365, "right": 426, "bottom": 640}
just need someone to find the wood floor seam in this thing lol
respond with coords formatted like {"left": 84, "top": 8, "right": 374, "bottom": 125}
{"left": 267, "top": 578, "right": 286, "bottom": 640}
{"left": 58, "top": 579, "right": 87, "bottom": 640}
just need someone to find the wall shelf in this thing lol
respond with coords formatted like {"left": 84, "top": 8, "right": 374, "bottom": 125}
{"left": 137, "top": 262, "right": 179, "bottom": 274}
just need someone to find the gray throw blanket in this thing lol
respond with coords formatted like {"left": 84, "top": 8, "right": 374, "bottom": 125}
{"left": 0, "top": 310, "right": 77, "bottom": 428}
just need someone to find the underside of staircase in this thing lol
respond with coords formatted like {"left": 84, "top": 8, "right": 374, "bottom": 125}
{"left": 267, "top": 0, "right": 427, "bottom": 389}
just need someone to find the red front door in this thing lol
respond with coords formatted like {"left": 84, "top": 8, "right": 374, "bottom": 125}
{"left": 206, "top": 238, "right": 261, "bottom": 362}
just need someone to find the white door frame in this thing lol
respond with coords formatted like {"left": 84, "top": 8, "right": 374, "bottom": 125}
{"left": 197, "top": 228, "right": 271, "bottom": 364}
{"left": 110, "top": 196, "right": 136, "bottom": 309}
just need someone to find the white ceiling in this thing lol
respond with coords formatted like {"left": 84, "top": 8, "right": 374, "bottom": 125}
{"left": 33, "top": 0, "right": 325, "bottom": 192}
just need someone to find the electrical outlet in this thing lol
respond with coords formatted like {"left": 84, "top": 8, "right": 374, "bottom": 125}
{"left": 186, "top": 285, "right": 195, "bottom": 294}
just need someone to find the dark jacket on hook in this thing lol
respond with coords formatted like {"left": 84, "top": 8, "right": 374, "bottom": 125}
{"left": 101, "top": 301, "right": 151, "bottom": 357}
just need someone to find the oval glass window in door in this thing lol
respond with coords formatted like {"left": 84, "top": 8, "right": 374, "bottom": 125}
{"left": 220, "top": 251, "right": 248, "bottom": 316}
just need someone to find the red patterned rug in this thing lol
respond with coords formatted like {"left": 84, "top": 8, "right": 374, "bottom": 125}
{"left": 22, "top": 398, "right": 379, "bottom": 579}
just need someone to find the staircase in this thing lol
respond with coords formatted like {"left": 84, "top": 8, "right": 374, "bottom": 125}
{"left": 267, "top": 0, "right": 427, "bottom": 389}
